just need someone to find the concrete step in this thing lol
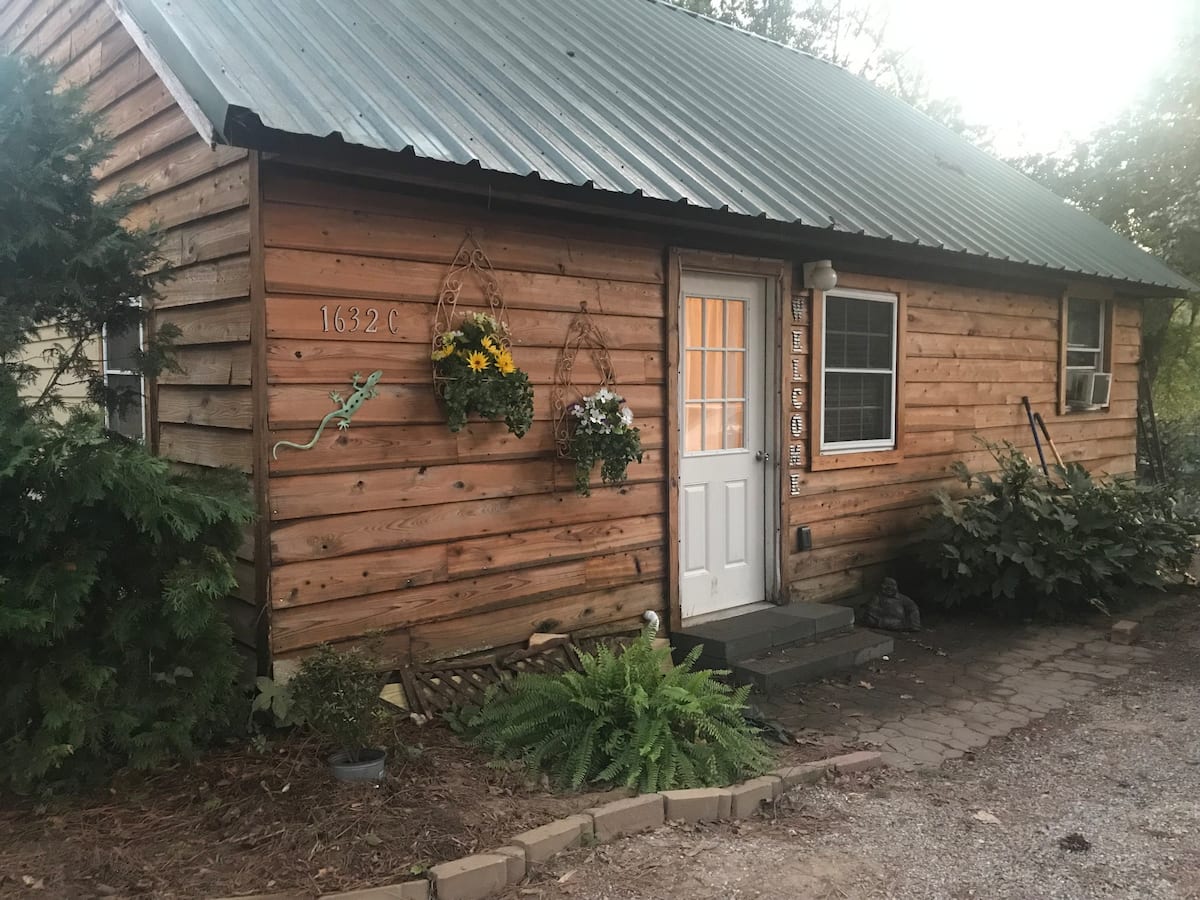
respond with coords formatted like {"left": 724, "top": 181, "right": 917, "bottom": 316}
{"left": 732, "top": 629, "right": 894, "bottom": 694}
{"left": 672, "top": 603, "right": 853, "bottom": 668}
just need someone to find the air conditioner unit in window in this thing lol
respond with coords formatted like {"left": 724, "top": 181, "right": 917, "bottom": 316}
{"left": 1067, "top": 371, "right": 1111, "bottom": 410}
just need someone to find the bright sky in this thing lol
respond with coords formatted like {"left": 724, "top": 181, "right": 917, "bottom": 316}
{"left": 868, "top": 0, "right": 1193, "bottom": 155}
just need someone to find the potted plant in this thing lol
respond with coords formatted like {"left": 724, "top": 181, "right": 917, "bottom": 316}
{"left": 566, "top": 388, "right": 643, "bottom": 496}
{"left": 287, "top": 644, "right": 389, "bottom": 782}
{"left": 432, "top": 312, "right": 534, "bottom": 436}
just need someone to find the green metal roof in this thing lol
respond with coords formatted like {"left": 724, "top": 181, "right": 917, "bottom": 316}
{"left": 113, "top": 0, "right": 1193, "bottom": 293}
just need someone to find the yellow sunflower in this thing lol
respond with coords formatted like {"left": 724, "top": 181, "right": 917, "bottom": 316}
{"left": 494, "top": 350, "right": 516, "bottom": 375}
{"left": 465, "top": 350, "right": 491, "bottom": 372}
{"left": 431, "top": 342, "right": 456, "bottom": 361}
{"left": 481, "top": 335, "right": 499, "bottom": 356}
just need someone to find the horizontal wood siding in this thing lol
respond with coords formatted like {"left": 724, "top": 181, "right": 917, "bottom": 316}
{"left": 262, "top": 167, "right": 669, "bottom": 662}
{"left": 2, "top": 0, "right": 258, "bottom": 648}
{"left": 787, "top": 277, "right": 1141, "bottom": 603}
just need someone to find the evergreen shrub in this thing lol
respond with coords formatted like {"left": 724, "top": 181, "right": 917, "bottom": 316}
{"left": 0, "top": 384, "right": 253, "bottom": 791}
{"left": 286, "top": 645, "right": 386, "bottom": 760}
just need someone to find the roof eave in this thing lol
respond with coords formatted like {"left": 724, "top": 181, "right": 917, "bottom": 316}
{"left": 231, "top": 120, "right": 1196, "bottom": 298}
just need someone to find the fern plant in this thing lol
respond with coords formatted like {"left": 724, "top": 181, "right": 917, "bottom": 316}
{"left": 456, "top": 628, "right": 772, "bottom": 792}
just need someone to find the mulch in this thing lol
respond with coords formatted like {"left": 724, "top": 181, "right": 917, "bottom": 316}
{"left": 0, "top": 719, "right": 625, "bottom": 899}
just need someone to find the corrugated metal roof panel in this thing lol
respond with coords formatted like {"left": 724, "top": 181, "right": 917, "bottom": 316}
{"left": 117, "top": 0, "right": 1193, "bottom": 292}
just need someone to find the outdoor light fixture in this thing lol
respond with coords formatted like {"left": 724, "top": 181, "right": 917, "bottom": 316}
{"left": 803, "top": 259, "right": 838, "bottom": 291}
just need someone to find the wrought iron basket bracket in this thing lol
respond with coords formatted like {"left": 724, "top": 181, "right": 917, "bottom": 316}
{"left": 552, "top": 300, "right": 618, "bottom": 458}
{"left": 431, "top": 231, "right": 512, "bottom": 391}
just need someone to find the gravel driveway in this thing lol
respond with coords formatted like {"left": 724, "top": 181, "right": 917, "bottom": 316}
{"left": 507, "top": 597, "right": 1200, "bottom": 899}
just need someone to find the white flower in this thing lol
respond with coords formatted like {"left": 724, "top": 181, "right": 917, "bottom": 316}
{"left": 619, "top": 406, "right": 633, "bottom": 426}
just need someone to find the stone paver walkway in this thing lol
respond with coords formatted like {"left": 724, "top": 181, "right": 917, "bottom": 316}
{"left": 756, "top": 617, "right": 1157, "bottom": 769}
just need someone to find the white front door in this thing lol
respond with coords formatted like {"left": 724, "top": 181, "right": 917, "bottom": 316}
{"left": 679, "top": 272, "right": 770, "bottom": 619}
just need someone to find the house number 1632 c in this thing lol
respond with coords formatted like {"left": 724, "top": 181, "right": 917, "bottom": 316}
{"left": 319, "top": 304, "right": 400, "bottom": 335}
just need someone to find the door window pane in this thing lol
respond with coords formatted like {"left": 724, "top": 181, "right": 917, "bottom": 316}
{"left": 685, "top": 296, "right": 703, "bottom": 347}
{"left": 725, "top": 401, "right": 745, "bottom": 449}
{"left": 685, "top": 350, "right": 703, "bottom": 399}
{"left": 704, "top": 351, "right": 724, "bottom": 398}
{"left": 726, "top": 300, "right": 745, "bottom": 347}
{"left": 704, "top": 298, "right": 724, "bottom": 345}
{"left": 726, "top": 350, "right": 745, "bottom": 398}
{"left": 685, "top": 403, "right": 703, "bottom": 452}
{"left": 704, "top": 403, "right": 724, "bottom": 451}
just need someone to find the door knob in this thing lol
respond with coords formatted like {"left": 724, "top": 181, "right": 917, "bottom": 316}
{"left": 755, "top": 450, "right": 770, "bottom": 462}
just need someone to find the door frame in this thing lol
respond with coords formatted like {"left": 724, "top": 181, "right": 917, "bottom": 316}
{"left": 666, "top": 249, "right": 789, "bottom": 630}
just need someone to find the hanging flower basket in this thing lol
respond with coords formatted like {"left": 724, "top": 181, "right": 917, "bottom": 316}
{"left": 433, "top": 312, "right": 534, "bottom": 436}
{"left": 565, "top": 388, "right": 643, "bottom": 496}
{"left": 431, "top": 233, "right": 534, "bottom": 437}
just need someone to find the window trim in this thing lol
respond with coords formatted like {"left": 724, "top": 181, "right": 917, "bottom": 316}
{"left": 810, "top": 279, "right": 907, "bottom": 471}
{"left": 101, "top": 315, "right": 147, "bottom": 441}
{"left": 1058, "top": 292, "right": 1115, "bottom": 416}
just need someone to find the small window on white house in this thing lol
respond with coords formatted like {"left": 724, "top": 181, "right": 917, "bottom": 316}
{"left": 820, "top": 289, "right": 898, "bottom": 452}
{"left": 1065, "top": 297, "right": 1111, "bottom": 410}
{"left": 102, "top": 319, "right": 146, "bottom": 440}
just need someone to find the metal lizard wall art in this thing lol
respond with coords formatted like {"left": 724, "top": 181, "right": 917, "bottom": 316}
{"left": 271, "top": 370, "right": 383, "bottom": 458}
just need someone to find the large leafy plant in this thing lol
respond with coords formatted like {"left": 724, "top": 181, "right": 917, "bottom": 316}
{"left": 922, "top": 441, "right": 1200, "bottom": 619}
{"left": 566, "top": 388, "right": 643, "bottom": 496}
{"left": 432, "top": 312, "right": 534, "bottom": 436}
{"left": 456, "top": 627, "right": 771, "bottom": 792}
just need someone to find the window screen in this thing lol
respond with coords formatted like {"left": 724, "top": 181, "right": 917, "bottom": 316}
{"left": 822, "top": 293, "right": 896, "bottom": 450}
{"left": 103, "top": 321, "right": 145, "bottom": 441}
{"left": 1066, "top": 298, "right": 1104, "bottom": 370}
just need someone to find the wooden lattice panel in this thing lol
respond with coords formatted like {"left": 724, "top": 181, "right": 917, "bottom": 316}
{"left": 396, "top": 643, "right": 583, "bottom": 718}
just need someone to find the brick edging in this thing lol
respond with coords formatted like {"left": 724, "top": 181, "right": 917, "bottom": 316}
{"left": 308, "top": 751, "right": 882, "bottom": 900}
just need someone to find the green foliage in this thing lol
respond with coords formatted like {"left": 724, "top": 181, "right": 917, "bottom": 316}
{"left": 456, "top": 628, "right": 772, "bottom": 792}
{"left": 286, "top": 645, "right": 386, "bottom": 760}
{"left": 0, "top": 53, "right": 176, "bottom": 418}
{"left": 251, "top": 676, "right": 303, "bottom": 729}
{"left": 0, "top": 382, "right": 253, "bottom": 791}
{"left": 567, "top": 388, "right": 643, "bottom": 496}
{"left": 432, "top": 312, "right": 534, "bottom": 437}
{"left": 921, "top": 442, "right": 1200, "bottom": 620}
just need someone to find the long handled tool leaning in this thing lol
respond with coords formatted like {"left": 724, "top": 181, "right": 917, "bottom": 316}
{"left": 1033, "top": 411, "right": 1065, "bottom": 471}
{"left": 1021, "top": 396, "right": 1049, "bottom": 476}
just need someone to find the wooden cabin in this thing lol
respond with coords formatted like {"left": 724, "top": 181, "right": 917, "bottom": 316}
{"left": 4, "top": 0, "right": 1192, "bottom": 675}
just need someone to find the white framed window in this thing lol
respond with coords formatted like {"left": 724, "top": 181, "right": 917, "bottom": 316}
{"left": 819, "top": 288, "right": 898, "bottom": 453}
{"left": 102, "top": 317, "right": 146, "bottom": 441}
{"left": 1065, "top": 297, "right": 1111, "bottom": 409}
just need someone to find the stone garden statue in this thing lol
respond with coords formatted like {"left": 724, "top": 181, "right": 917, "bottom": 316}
{"left": 862, "top": 577, "right": 921, "bottom": 632}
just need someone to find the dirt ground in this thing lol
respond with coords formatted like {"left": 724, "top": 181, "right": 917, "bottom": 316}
{"left": 5, "top": 598, "right": 1197, "bottom": 899}
{"left": 0, "top": 723, "right": 624, "bottom": 899}
{"left": 511, "top": 596, "right": 1200, "bottom": 900}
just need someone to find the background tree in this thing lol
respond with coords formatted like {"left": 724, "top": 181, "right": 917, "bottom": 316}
{"left": 673, "top": 0, "right": 989, "bottom": 144}
{"left": 0, "top": 54, "right": 178, "bottom": 418}
{"left": 0, "top": 54, "right": 251, "bottom": 791}
{"left": 1012, "top": 33, "right": 1199, "bottom": 423}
